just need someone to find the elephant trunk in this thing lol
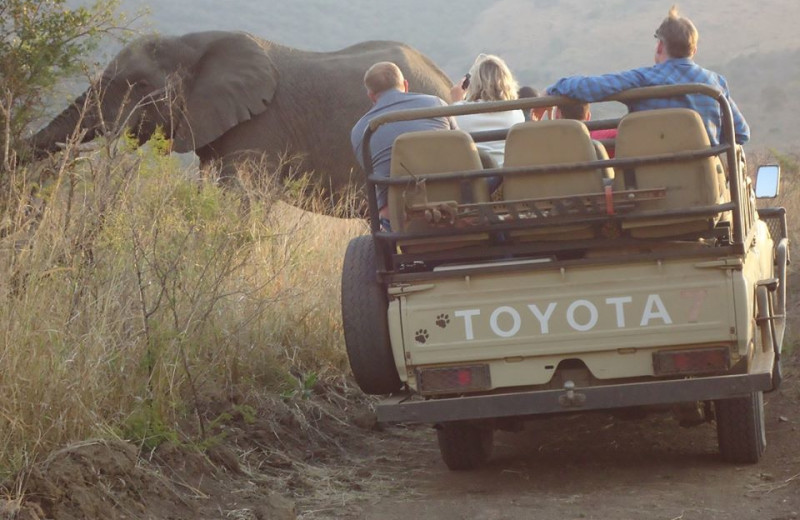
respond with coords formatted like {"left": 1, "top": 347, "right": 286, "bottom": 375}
{"left": 27, "top": 90, "right": 103, "bottom": 158}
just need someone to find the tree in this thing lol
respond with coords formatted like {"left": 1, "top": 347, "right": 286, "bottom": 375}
{"left": 0, "top": 0, "right": 123, "bottom": 170}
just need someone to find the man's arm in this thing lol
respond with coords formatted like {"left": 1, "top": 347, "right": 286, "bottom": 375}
{"left": 428, "top": 96, "right": 459, "bottom": 130}
{"left": 729, "top": 97, "right": 750, "bottom": 145}
{"left": 546, "top": 68, "right": 651, "bottom": 102}
{"left": 350, "top": 122, "right": 367, "bottom": 172}
{"left": 719, "top": 77, "right": 750, "bottom": 144}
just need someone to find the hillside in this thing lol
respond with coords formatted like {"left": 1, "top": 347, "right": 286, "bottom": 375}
{"left": 77, "top": 0, "right": 800, "bottom": 149}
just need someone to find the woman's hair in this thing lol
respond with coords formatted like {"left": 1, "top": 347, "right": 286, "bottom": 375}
{"left": 465, "top": 54, "right": 519, "bottom": 102}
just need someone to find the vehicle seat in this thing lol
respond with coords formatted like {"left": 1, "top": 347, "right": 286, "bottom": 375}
{"left": 613, "top": 108, "right": 725, "bottom": 238}
{"left": 388, "top": 130, "right": 490, "bottom": 250}
{"left": 502, "top": 120, "right": 610, "bottom": 240}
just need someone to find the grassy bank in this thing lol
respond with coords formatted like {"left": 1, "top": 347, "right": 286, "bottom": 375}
{"left": 0, "top": 139, "right": 365, "bottom": 477}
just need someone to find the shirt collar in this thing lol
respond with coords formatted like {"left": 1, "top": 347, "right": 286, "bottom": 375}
{"left": 662, "top": 57, "right": 694, "bottom": 66}
{"left": 374, "top": 88, "right": 406, "bottom": 108}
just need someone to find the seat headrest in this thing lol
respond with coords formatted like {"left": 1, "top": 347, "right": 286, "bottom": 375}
{"left": 390, "top": 130, "right": 482, "bottom": 175}
{"left": 505, "top": 120, "right": 596, "bottom": 166}
{"left": 615, "top": 108, "right": 710, "bottom": 157}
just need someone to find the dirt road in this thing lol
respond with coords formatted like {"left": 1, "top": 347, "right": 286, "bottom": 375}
{"left": 8, "top": 353, "right": 799, "bottom": 520}
{"left": 334, "top": 356, "right": 800, "bottom": 520}
{"left": 355, "top": 410, "right": 799, "bottom": 520}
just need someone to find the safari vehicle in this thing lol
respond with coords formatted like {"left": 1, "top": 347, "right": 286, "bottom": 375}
{"left": 341, "top": 84, "right": 788, "bottom": 470}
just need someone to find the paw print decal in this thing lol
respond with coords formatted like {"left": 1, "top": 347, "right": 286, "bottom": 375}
{"left": 435, "top": 314, "right": 450, "bottom": 329}
{"left": 415, "top": 329, "right": 429, "bottom": 344}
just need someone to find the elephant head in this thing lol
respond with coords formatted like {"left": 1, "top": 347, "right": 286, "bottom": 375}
{"left": 29, "top": 31, "right": 278, "bottom": 156}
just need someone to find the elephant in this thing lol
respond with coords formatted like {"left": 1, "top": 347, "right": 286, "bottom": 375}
{"left": 27, "top": 31, "right": 454, "bottom": 209}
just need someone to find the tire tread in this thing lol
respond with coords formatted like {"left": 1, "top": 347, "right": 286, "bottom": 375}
{"left": 341, "top": 236, "right": 402, "bottom": 395}
{"left": 715, "top": 392, "right": 766, "bottom": 464}
{"left": 437, "top": 423, "right": 493, "bottom": 471}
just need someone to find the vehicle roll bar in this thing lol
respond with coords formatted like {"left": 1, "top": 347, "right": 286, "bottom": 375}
{"left": 358, "top": 84, "right": 742, "bottom": 266}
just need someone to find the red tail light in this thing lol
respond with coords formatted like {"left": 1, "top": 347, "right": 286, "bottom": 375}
{"left": 653, "top": 347, "right": 730, "bottom": 376}
{"left": 416, "top": 365, "right": 491, "bottom": 395}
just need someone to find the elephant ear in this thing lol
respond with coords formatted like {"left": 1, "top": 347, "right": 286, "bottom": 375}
{"left": 172, "top": 32, "right": 278, "bottom": 153}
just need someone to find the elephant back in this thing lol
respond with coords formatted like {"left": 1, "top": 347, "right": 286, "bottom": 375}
{"left": 331, "top": 40, "right": 452, "bottom": 100}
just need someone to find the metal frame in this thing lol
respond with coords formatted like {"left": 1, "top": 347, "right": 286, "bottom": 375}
{"left": 377, "top": 372, "right": 773, "bottom": 424}
{"left": 758, "top": 207, "right": 788, "bottom": 243}
{"left": 357, "top": 84, "right": 744, "bottom": 274}
{"left": 389, "top": 242, "right": 739, "bottom": 283}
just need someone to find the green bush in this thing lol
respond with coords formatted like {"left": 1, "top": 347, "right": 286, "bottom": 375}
{"left": 0, "top": 0, "right": 123, "bottom": 170}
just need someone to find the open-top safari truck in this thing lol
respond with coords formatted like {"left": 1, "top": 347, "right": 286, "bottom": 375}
{"left": 341, "top": 84, "right": 788, "bottom": 470}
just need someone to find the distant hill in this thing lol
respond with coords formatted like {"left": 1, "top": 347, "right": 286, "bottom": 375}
{"left": 71, "top": 0, "right": 800, "bottom": 150}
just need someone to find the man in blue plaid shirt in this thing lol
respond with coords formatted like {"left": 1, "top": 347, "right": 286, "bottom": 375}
{"left": 546, "top": 6, "right": 749, "bottom": 146}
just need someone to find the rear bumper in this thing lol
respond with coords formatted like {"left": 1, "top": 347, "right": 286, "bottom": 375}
{"left": 377, "top": 372, "right": 773, "bottom": 424}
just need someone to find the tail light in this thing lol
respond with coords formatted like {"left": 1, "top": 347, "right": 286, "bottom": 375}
{"left": 652, "top": 347, "right": 730, "bottom": 376}
{"left": 416, "top": 365, "right": 491, "bottom": 395}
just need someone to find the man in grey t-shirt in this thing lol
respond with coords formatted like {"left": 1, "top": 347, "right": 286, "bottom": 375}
{"left": 351, "top": 62, "right": 456, "bottom": 230}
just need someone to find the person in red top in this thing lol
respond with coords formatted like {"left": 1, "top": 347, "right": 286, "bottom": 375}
{"left": 555, "top": 102, "right": 618, "bottom": 158}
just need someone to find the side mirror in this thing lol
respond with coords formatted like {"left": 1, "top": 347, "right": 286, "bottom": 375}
{"left": 755, "top": 164, "right": 781, "bottom": 198}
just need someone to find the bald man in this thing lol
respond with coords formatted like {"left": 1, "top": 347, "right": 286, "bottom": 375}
{"left": 351, "top": 61, "right": 456, "bottom": 230}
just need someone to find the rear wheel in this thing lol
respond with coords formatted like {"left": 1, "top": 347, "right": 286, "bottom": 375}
{"left": 436, "top": 422, "right": 494, "bottom": 471}
{"left": 715, "top": 391, "right": 766, "bottom": 464}
{"left": 341, "top": 235, "right": 402, "bottom": 395}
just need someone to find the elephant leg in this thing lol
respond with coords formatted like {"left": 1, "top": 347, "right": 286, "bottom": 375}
{"left": 197, "top": 145, "right": 286, "bottom": 193}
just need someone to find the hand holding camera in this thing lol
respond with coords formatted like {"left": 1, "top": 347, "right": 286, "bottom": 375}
{"left": 449, "top": 73, "right": 471, "bottom": 103}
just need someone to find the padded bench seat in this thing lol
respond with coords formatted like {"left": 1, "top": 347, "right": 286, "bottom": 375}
{"left": 502, "top": 119, "right": 612, "bottom": 240}
{"left": 612, "top": 108, "right": 728, "bottom": 238}
{"left": 388, "top": 130, "right": 490, "bottom": 251}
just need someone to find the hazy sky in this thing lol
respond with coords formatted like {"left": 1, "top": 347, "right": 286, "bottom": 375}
{"left": 64, "top": 0, "right": 800, "bottom": 83}
{"left": 61, "top": 0, "right": 800, "bottom": 147}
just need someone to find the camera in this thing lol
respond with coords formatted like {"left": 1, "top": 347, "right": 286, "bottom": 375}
{"left": 461, "top": 73, "right": 471, "bottom": 89}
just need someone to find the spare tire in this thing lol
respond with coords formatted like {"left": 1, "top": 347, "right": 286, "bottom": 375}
{"left": 341, "top": 235, "right": 402, "bottom": 394}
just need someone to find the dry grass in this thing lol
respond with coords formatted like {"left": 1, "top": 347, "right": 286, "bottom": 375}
{"left": 0, "top": 137, "right": 367, "bottom": 477}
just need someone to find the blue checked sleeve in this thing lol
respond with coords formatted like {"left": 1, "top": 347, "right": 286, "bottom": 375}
{"left": 546, "top": 67, "right": 653, "bottom": 101}
{"left": 718, "top": 76, "right": 750, "bottom": 144}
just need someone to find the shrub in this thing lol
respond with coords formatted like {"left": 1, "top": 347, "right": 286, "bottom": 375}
{"left": 0, "top": 0, "right": 124, "bottom": 172}
{"left": 0, "top": 132, "right": 365, "bottom": 476}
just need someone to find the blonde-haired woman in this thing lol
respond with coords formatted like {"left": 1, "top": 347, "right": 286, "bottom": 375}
{"left": 449, "top": 54, "right": 524, "bottom": 173}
